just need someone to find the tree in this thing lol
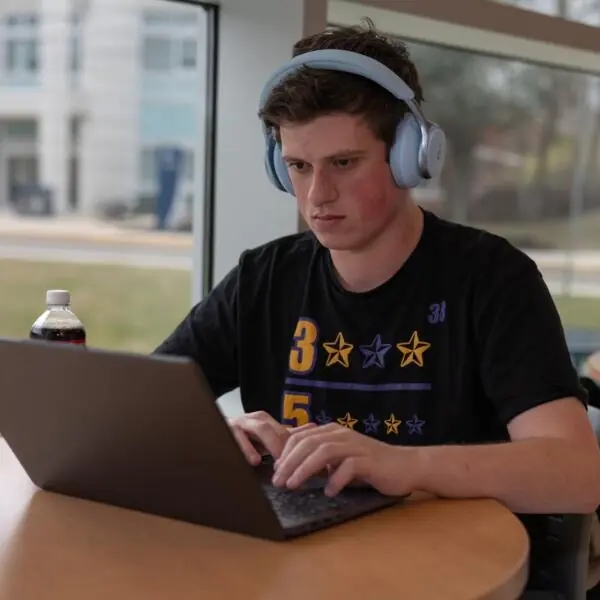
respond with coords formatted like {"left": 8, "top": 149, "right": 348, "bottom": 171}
{"left": 407, "top": 41, "right": 553, "bottom": 222}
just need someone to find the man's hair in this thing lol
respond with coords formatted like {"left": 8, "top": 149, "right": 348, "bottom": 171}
{"left": 258, "top": 19, "right": 424, "bottom": 152}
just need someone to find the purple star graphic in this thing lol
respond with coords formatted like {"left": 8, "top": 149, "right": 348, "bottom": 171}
{"left": 315, "top": 410, "right": 332, "bottom": 425}
{"left": 359, "top": 334, "right": 391, "bottom": 369}
{"left": 406, "top": 414, "right": 425, "bottom": 435}
{"left": 363, "top": 413, "right": 381, "bottom": 434}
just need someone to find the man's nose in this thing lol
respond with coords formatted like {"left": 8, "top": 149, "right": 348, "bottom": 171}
{"left": 307, "top": 169, "right": 337, "bottom": 207}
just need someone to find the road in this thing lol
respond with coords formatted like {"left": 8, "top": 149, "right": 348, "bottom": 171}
{"left": 2, "top": 235, "right": 600, "bottom": 297}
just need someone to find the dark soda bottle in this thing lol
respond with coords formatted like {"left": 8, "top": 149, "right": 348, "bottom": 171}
{"left": 30, "top": 289, "right": 86, "bottom": 346}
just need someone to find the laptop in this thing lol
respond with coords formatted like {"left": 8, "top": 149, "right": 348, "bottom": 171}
{"left": 0, "top": 338, "right": 402, "bottom": 541}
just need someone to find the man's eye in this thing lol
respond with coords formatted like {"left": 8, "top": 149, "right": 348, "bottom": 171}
{"left": 289, "top": 162, "right": 307, "bottom": 171}
{"left": 335, "top": 158, "right": 355, "bottom": 168}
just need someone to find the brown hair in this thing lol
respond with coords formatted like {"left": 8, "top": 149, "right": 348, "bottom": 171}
{"left": 258, "top": 19, "right": 424, "bottom": 152}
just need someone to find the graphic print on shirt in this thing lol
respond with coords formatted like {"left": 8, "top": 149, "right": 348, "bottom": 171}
{"left": 396, "top": 331, "right": 431, "bottom": 368}
{"left": 323, "top": 332, "right": 353, "bottom": 368}
{"left": 359, "top": 334, "right": 391, "bottom": 369}
{"left": 281, "top": 311, "right": 442, "bottom": 439}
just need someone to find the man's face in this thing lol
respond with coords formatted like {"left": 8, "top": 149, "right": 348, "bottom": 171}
{"left": 280, "top": 113, "right": 403, "bottom": 251}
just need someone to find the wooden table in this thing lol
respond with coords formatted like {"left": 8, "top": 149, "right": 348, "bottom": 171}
{"left": 0, "top": 440, "right": 529, "bottom": 599}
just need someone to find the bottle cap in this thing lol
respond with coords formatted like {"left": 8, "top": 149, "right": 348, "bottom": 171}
{"left": 46, "top": 289, "right": 71, "bottom": 306}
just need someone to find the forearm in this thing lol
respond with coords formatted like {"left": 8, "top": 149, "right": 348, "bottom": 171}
{"left": 412, "top": 437, "right": 600, "bottom": 514}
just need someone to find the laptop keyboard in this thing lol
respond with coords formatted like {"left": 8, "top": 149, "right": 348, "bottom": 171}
{"left": 264, "top": 484, "right": 355, "bottom": 518}
{"left": 256, "top": 455, "right": 397, "bottom": 532}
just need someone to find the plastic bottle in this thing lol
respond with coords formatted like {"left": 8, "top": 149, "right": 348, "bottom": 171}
{"left": 29, "top": 289, "right": 86, "bottom": 346}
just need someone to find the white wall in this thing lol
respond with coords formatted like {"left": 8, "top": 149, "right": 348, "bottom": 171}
{"left": 211, "top": 0, "right": 309, "bottom": 285}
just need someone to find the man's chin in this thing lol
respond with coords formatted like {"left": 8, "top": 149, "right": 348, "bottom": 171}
{"left": 310, "top": 231, "right": 355, "bottom": 251}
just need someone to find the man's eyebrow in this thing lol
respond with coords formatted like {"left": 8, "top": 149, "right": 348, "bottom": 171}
{"left": 282, "top": 150, "right": 367, "bottom": 162}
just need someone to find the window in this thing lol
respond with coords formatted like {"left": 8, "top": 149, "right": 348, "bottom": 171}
{"left": 3, "top": 13, "right": 39, "bottom": 76}
{"left": 494, "top": 0, "right": 600, "bottom": 26}
{"left": 142, "top": 36, "right": 172, "bottom": 71}
{"left": 0, "top": 1, "right": 216, "bottom": 355}
{"left": 70, "top": 10, "right": 83, "bottom": 73}
{"left": 181, "top": 39, "right": 197, "bottom": 69}
{"left": 404, "top": 39, "right": 600, "bottom": 340}
{"left": 141, "top": 8, "right": 200, "bottom": 74}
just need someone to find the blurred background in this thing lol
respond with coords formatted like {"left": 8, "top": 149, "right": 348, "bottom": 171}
{"left": 0, "top": 0, "right": 599, "bottom": 371}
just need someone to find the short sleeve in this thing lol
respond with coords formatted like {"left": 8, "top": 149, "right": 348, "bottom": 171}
{"left": 472, "top": 243, "right": 588, "bottom": 425}
{"left": 153, "top": 264, "right": 239, "bottom": 398}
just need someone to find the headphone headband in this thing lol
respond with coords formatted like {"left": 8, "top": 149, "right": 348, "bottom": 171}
{"left": 259, "top": 49, "right": 415, "bottom": 109}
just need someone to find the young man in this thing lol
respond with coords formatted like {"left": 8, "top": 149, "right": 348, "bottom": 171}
{"left": 155, "top": 22, "right": 600, "bottom": 514}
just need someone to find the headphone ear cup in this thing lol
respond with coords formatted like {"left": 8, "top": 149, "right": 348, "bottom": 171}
{"left": 272, "top": 141, "right": 295, "bottom": 196}
{"left": 264, "top": 135, "right": 285, "bottom": 191}
{"left": 389, "top": 114, "right": 422, "bottom": 189}
{"left": 423, "top": 124, "right": 447, "bottom": 180}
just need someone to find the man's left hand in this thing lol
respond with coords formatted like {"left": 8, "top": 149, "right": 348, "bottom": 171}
{"left": 271, "top": 423, "right": 417, "bottom": 497}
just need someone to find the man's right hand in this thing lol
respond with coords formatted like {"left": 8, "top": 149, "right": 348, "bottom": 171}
{"left": 228, "top": 411, "right": 292, "bottom": 465}
{"left": 228, "top": 411, "right": 316, "bottom": 465}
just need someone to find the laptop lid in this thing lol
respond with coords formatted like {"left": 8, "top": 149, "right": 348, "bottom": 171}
{"left": 0, "top": 338, "right": 285, "bottom": 540}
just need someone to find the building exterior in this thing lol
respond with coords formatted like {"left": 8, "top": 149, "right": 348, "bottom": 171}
{"left": 0, "top": 0, "right": 206, "bottom": 220}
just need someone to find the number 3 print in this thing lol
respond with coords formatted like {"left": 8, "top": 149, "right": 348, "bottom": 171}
{"left": 288, "top": 318, "right": 319, "bottom": 375}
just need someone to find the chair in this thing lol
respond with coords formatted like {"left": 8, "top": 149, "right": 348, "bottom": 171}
{"left": 517, "top": 513, "right": 594, "bottom": 600}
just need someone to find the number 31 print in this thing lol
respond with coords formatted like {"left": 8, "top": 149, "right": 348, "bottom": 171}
{"left": 428, "top": 301, "right": 446, "bottom": 324}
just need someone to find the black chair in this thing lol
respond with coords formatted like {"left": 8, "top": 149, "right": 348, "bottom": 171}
{"left": 581, "top": 377, "right": 600, "bottom": 411}
{"left": 517, "top": 513, "right": 593, "bottom": 600}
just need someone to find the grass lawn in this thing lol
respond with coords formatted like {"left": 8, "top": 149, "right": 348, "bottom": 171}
{"left": 1, "top": 259, "right": 600, "bottom": 357}
{"left": 0, "top": 259, "right": 191, "bottom": 354}
{"left": 554, "top": 295, "right": 600, "bottom": 333}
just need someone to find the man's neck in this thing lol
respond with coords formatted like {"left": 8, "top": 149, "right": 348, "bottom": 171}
{"left": 329, "top": 203, "right": 424, "bottom": 293}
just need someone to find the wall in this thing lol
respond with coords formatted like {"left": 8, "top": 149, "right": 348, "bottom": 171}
{"left": 211, "top": 0, "right": 325, "bottom": 285}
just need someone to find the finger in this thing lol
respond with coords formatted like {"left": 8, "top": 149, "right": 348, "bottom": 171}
{"left": 287, "top": 422, "right": 318, "bottom": 434}
{"left": 245, "top": 421, "right": 289, "bottom": 459}
{"left": 249, "top": 411, "right": 287, "bottom": 430}
{"left": 277, "top": 423, "right": 340, "bottom": 465}
{"left": 275, "top": 441, "right": 354, "bottom": 490}
{"left": 230, "top": 425, "right": 262, "bottom": 465}
{"left": 324, "top": 456, "right": 365, "bottom": 497}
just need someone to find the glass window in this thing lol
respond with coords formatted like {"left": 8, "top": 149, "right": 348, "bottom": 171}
{"left": 0, "top": 1, "right": 214, "bottom": 354}
{"left": 3, "top": 12, "right": 39, "bottom": 75}
{"left": 141, "top": 7, "right": 200, "bottom": 74}
{"left": 142, "top": 36, "right": 172, "bottom": 71}
{"left": 181, "top": 38, "right": 197, "bottom": 69}
{"left": 494, "top": 0, "right": 600, "bottom": 26}
{"left": 405, "top": 40, "right": 600, "bottom": 354}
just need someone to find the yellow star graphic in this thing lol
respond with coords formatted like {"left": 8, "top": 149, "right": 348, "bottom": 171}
{"left": 322, "top": 332, "right": 354, "bottom": 368}
{"left": 337, "top": 412, "right": 358, "bottom": 430}
{"left": 384, "top": 413, "right": 402, "bottom": 435}
{"left": 396, "top": 330, "right": 431, "bottom": 367}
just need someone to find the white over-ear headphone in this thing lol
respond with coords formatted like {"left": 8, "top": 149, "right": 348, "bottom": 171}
{"left": 259, "top": 49, "right": 446, "bottom": 196}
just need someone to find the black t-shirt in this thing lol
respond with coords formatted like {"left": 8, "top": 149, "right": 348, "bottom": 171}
{"left": 155, "top": 210, "right": 587, "bottom": 445}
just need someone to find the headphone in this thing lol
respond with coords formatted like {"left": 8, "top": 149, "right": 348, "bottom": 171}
{"left": 259, "top": 49, "right": 447, "bottom": 195}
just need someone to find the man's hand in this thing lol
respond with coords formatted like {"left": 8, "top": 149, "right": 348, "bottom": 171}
{"left": 271, "top": 422, "right": 415, "bottom": 497}
{"left": 228, "top": 411, "right": 316, "bottom": 465}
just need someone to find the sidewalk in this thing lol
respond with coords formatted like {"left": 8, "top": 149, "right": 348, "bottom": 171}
{"left": 0, "top": 213, "right": 193, "bottom": 250}
{"left": 2, "top": 212, "right": 600, "bottom": 273}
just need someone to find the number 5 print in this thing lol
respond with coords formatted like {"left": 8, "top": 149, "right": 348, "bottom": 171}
{"left": 281, "top": 392, "right": 312, "bottom": 427}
